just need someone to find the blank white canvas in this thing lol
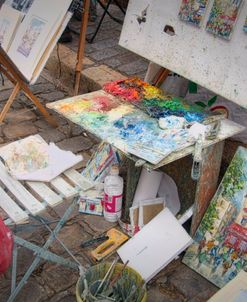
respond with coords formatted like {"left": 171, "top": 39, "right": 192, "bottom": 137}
{"left": 0, "top": 4, "right": 23, "bottom": 51}
{"left": 8, "top": 0, "right": 72, "bottom": 81}
{"left": 118, "top": 208, "right": 193, "bottom": 281}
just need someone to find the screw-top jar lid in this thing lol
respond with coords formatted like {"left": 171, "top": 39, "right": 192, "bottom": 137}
{"left": 110, "top": 165, "right": 119, "bottom": 175}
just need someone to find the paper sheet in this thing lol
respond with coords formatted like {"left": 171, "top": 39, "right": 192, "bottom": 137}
{"left": 133, "top": 168, "right": 163, "bottom": 206}
{"left": 118, "top": 208, "right": 193, "bottom": 281}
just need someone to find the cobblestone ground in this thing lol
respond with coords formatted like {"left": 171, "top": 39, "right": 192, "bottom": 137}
{"left": 0, "top": 3, "right": 236, "bottom": 302}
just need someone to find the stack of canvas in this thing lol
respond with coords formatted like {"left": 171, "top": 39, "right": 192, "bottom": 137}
{"left": 0, "top": 0, "right": 73, "bottom": 83}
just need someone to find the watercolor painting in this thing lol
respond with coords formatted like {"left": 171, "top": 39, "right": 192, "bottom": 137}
{"left": 104, "top": 78, "right": 212, "bottom": 123}
{"left": 179, "top": 0, "right": 209, "bottom": 27}
{"left": 243, "top": 16, "right": 247, "bottom": 33}
{"left": 0, "top": 19, "right": 10, "bottom": 45}
{"left": 17, "top": 17, "right": 45, "bottom": 57}
{"left": 48, "top": 91, "right": 193, "bottom": 165}
{"left": 0, "top": 135, "right": 49, "bottom": 174}
{"left": 206, "top": 0, "right": 243, "bottom": 40}
{"left": 183, "top": 147, "right": 247, "bottom": 288}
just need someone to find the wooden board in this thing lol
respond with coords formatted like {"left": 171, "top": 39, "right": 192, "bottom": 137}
{"left": 0, "top": 161, "right": 45, "bottom": 215}
{"left": 50, "top": 176, "right": 78, "bottom": 200}
{"left": 119, "top": 0, "right": 247, "bottom": 106}
{"left": 0, "top": 187, "right": 28, "bottom": 224}
{"left": 26, "top": 181, "right": 63, "bottom": 206}
{"left": 63, "top": 169, "right": 94, "bottom": 191}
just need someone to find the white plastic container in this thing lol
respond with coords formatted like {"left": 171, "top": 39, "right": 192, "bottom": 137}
{"left": 103, "top": 165, "right": 123, "bottom": 222}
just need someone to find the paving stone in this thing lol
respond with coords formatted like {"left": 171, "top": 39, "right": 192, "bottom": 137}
{"left": 80, "top": 215, "right": 116, "bottom": 234}
{"left": 103, "top": 57, "right": 122, "bottom": 68}
{"left": 0, "top": 89, "right": 12, "bottom": 102}
{"left": 0, "top": 137, "right": 4, "bottom": 143}
{"left": 57, "top": 136, "right": 93, "bottom": 153}
{"left": 48, "top": 291, "right": 76, "bottom": 302}
{"left": 0, "top": 77, "right": 13, "bottom": 91}
{"left": 82, "top": 65, "right": 126, "bottom": 87}
{"left": 147, "top": 285, "right": 182, "bottom": 302}
{"left": 89, "top": 47, "right": 120, "bottom": 61}
{"left": 39, "top": 91, "right": 66, "bottom": 103}
{"left": 30, "top": 82, "right": 55, "bottom": 94}
{"left": 35, "top": 119, "right": 54, "bottom": 130}
{"left": 41, "top": 265, "right": 78, "bottom": 293}
{"left": 0, "top": 279, "right": 48, "bottom": 302}
{"left": 118, "top": 59, "right": 149, "bottom": 75}
{"left": 91, "top": 38, "right": 119, "bottom": 51}
{"left": 49, "top": 223, "right": 88, "bottom": 255}
{"left": 5, "top": 109, "right": 37, "bottom": 124}
{"left": 40, "top": 128, "right": 66, "bottom": 143}
{"left": 2, "top": 121, "right": 38, "bottom": 139}
{"left": 168, "top": 263, "right": 217, "bottom": 301}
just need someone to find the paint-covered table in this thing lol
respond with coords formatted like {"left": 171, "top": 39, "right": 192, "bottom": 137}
{"left": 47, "top": 89, "right": 244, "bottom": 234}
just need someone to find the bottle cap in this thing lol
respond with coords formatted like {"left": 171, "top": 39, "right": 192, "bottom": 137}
{"left": 110, "top": 165, "right": 119, "bottom": 175}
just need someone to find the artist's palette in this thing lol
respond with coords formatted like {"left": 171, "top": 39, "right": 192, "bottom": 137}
{"left": 103, "top": 78, "right": 220, "bottom": 123}
{"left": 47, "top": 90, "right": 193, "bottom": 164}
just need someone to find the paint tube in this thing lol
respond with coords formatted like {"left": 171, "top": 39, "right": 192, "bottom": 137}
{"left": 191, "top": 134, "right": 203, "bottom": 181}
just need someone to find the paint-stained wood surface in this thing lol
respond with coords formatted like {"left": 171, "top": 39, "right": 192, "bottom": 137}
{"left": 120, "top": 0, "right": 247, "bottom": 106}
{"left": 191, "top": 141, "right": 225, "bottom": 235}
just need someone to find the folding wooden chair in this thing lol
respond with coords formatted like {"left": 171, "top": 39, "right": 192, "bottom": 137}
{"left": 0, "top": 160, "right": 92, "bottom": 301}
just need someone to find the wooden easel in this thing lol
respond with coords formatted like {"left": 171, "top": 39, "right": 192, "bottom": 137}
{"left": 0, "top": 46, "right": 57, "bottom": 126}
{"left": 74, "top": 0, "right": 90, "bottom": 95}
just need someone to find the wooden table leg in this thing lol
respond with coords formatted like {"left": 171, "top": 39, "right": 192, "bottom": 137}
{"left": 0, "top": 83, "right": 20, "bottom": 123}
{"left": 123, "top": 159, "right": 142, "bottom": 221}
{"left": 191, "top": 140, "right": 225, "bottom": 235}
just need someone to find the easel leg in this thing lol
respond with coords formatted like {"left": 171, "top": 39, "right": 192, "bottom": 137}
{"left": 0, "top": 83, "right": 20, "bottom": 123}
{"left": 123, "top": 159, "right": 142, "bottom": 220}
{"left": 191, "top": 141, "right": 225, "bottom": 235}
{"left": 74, "top": 0, "right": 90, "bottom": 95}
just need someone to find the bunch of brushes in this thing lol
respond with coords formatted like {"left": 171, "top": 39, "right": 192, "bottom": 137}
{"left": 80, "top": 258, "right": 146, "bottom": 302}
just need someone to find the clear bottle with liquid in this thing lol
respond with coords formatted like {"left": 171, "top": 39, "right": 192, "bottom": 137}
{"left": 103, "top": 165, "right": 123, "bottom": 222}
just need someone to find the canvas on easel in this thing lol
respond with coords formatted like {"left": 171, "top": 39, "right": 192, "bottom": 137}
{"left": 0, "top": 4, "right": 23, "bottom": 51}
{"left": 8, "top": 0, "right": 72, "bottom": 82}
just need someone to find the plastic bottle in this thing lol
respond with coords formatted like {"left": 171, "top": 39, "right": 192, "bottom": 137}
{"left": 103, "top": 165, "right": 123, "bottom": 222}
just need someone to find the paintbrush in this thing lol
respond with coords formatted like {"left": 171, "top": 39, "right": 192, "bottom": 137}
{"left": 94, "top": 257, "right": 119, "bottom": 297}
{"left": 110, "top": 260, "right": 129, "bottom": 287}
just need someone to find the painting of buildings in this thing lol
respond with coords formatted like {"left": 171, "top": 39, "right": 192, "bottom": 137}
{"left": 183, "top": 147, "right": 247, "bottom": 288}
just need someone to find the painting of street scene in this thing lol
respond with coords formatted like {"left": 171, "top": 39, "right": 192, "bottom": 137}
{"left": 206, "top": 0, "right": 243, "bottom": 40}
{"left": 183, "top": 147, "right": 247, "bottom": 288}
{"left": 17, "top": 17, "right": 45, "bottom": 57}
{"left": 179, "top": 0, "right": 209, "bottom": 26}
